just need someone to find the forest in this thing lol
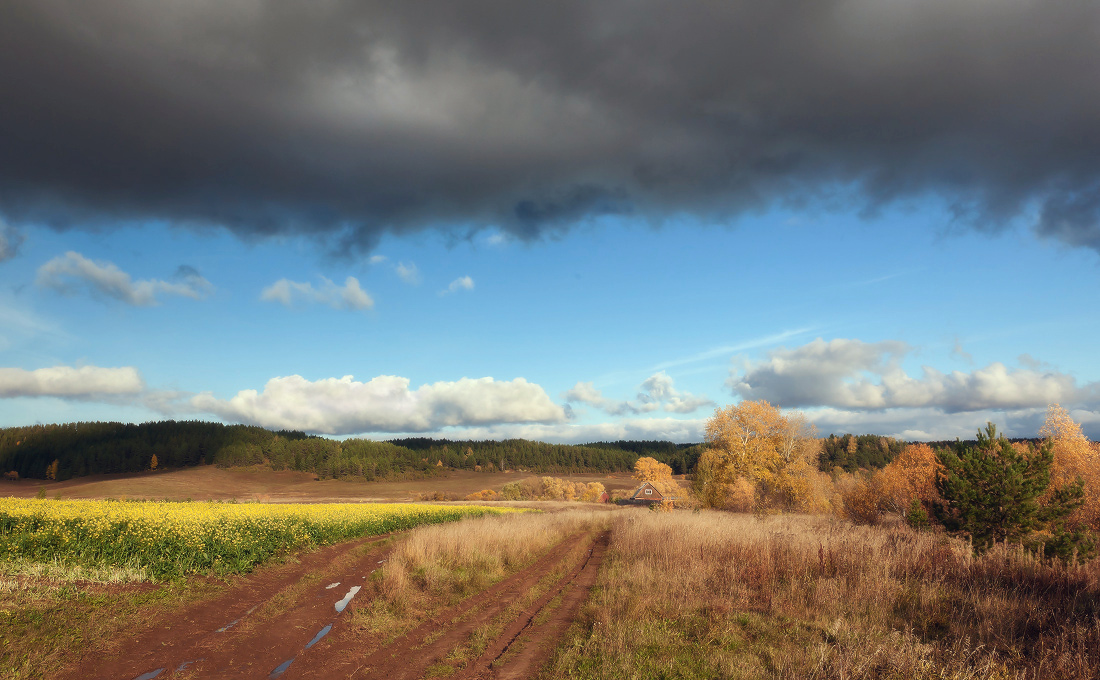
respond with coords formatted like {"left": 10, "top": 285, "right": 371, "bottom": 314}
{"left": 0, "top": 421, "right": 705, "bottom": 482}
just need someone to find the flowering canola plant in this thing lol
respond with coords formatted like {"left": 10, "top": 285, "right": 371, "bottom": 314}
{"left": 0, "top": 498, "right": 516, "bottom": 579}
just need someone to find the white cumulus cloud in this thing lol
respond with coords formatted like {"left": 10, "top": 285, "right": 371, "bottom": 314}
{"left": 260, "top": 276, "right": 373, "bottom": 310}
{"left": 0, "top": 365, "right": 144, "bottom": 399}
{"left": 36, "top": 252, "right": 213, "bottom": 306}
{"left": 190, "top": 374, "right": 567, "bottom": 434}
{"left": 729, "top": 338, "right": 1095, "bottom": 413}
{"left": 564, "top": 371, "right": 713, "bottom": 416}
{"left": 395, "top": 261, "right": 420, "bottom": 284}
{"left": 441, "top": 276, "right": 474, "bottom": 295}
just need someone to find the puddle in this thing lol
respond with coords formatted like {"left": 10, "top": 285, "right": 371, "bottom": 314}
{"left": 335, "top": 585, "right": 361, "bottom": 613}
{"left": 175, "top": 659, "right": 202, "bottom": 672}
{"left": 325, "top": 582, "right": 341, "bottom": 589}
{"left": 269, "top": 658, "right": 294, "bottom": 679}
{"left": 133, "top": 669, "right": 164, "bottom": 680}
{"left": 216, "top": 605, "right": 258, "bottom": 632}
{"left": 305, "top": 624, "right": 332, "bottom": 649}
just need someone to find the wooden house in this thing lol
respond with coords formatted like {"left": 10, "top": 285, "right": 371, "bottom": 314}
{"left": 627, "top": 481, "right": 665, "bottom": 505}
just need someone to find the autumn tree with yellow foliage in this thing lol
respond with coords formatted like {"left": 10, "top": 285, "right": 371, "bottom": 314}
{"left": 697, "top": 400, "right": 819, "bottom": 511}
{"left": 874, "top": 443, "right": 941, "bottom": 515}
{"left": 1040, "top": 404, "right": 1100, "bottom": 530}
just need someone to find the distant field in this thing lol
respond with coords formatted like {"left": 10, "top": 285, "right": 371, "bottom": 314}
{"left": 0, "top": 466, "right": 639, "bottom": 502}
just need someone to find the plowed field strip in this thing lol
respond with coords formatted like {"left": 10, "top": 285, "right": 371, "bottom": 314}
{"left": 287, "top": 530, "right": 593, "bottom": 680}
{"left": 67, "top": 533, "right": 394, "bottom": 680}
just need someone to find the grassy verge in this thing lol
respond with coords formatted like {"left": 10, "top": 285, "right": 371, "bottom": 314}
{"left": 544, "top": 511, "right": 1100, "bottom": 679}
{"left": 0, "top": 575, "right": 219, "bottom": 679}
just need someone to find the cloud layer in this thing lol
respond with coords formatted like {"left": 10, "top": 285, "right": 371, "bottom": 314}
{"left": 730, "top": 338, "right": 1096, "bottom": 413}
{"left": 260, "top": 276, "right": 373, "bottom": 310}
{"left": 3, "top": 2, "right": 1100, "bottom": 252}
{"left": 0, "top": 220, "right": 23, "bottom": 262}
{"left": 190, "top": 374, "right": 567, "bottom": 434}
{"left": 564, "top": 371, "right": 712, "bottom": 416}
{"left": 36, "top": 251, "right": 213, "bottom": 305}
{"left": 0, "top": 365, "right": 144, "bottom": 399}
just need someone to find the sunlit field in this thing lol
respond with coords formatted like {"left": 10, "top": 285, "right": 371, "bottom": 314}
{"left": 0, "top": 497, "right": 517, "bottom": 580}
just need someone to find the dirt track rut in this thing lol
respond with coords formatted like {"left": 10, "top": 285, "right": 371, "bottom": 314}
{"left": 67, "top": 528, "right": 607, "bottom": 680}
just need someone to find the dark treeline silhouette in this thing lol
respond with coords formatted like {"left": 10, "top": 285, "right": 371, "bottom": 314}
{"left": 0, "top": 421, "right": 703, "bottom": 481}
{"left": 392, "top": 438, "right": 704, "bottom": 476}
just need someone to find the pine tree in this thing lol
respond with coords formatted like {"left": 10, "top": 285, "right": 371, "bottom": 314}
{"left": 934, "top": 423, "right": 1089, "bottom": 556}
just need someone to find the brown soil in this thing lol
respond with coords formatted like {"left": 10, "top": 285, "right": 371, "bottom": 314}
{"left": 3, "top": 467, "right": 637, "bottom": 502}
{"left": 51, "top": 527, "right": 607, "bottom": 680}
{"left": 460, "top": 530, "right": 609, "bottom": 680}
{"left": 286, "top": 530, "right": 608, "bottom": 680}
{"left": 61, "top": 534, "right": 395, "bottom": 680}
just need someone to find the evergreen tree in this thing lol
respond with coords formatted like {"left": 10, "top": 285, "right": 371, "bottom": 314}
{"left": 934, "top": 423, "right": 1089, "bottom": 556}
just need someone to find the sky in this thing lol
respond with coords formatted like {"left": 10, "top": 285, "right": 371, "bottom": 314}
{"left": 2, "top": 0, "right": 1100, "bottom": 442}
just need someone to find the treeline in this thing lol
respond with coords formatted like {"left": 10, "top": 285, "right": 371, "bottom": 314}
{"left": 0, "top": 421, "right": 703, "bottom": 482}
{"left": 819, "top": 434, "right": 905, "bottom": 472}
{"left": 393, "top": 438, "right": 704, "bottom": 476}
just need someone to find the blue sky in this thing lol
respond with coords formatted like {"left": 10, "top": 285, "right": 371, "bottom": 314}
{"left": 4, "top": 199, "right": 1099, "bottom": 441}
{"left": 3, "top": 1, "right": 1100, "bottom": 442}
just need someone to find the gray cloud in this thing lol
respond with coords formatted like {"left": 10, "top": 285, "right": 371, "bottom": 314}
{"left": 36, "top": 251, "right": 213, "bottom": 305}
{"left": 2, "top": 2, "right": 1100, "bottom": 253}
{"left": 730, "top": 338, "right": 1098, "bottom": 413}
{"left": 0, "top": 220, "right": 23, "bottom": 263}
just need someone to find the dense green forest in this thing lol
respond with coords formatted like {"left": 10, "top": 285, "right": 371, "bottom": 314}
{"left": 0, "top": 421, "right": 704, "bottom": 482}
{"left": 819, "top": 434, "right": 906, "bottom": 472}
{"left": 0, "top": 420, "right": 923, "bottom": 483}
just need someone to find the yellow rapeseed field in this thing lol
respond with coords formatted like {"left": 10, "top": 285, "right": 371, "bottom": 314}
{"left": 0, "top": 498, "right": 516, "bottom": 579}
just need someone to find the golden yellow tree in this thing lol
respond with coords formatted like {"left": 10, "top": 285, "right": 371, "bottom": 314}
{"left": 704, "top": 400, "right": 785, "bottom": 480}
{"left": 875, "top": 443, "right": 941, "bottom": 514}
{"left": 633, "top": 456, "right": 678, "bottom": 495}
{"left": 702, "top": 400, "right": 817, "bottom": 511}
{"left": 46, "top": 459, "right": 59, "bottom": 481}
{"left": 149, "top": 454, "right": 158, "bottom": 471}
{"left": 1039, "top": 404, "right": 1100, "bottom": 529}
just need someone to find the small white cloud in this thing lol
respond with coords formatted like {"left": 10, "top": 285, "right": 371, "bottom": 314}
{"left": 396, "top": 261, "right": 420, "bottom": 284}
{"left": 369, "top": 255, "right": 388, "bottom": 265}
{"left": 36, "top": 252, "right": 213, "bottom": 306}
{"left": 260, "top": 275, "right": 373, "bottom": 310}
{"left": 951, "top": 338, "right": 974, "bottom": 364}
{"left": 0, "top": 365, "right": 144, "bottom": 399}
{"left": 190, "top": 374, "right": 566, "bottom": 434}
{"left": 564, "top": 371, "right": 713, "bottom": 416}
{"left": 441, "top": 275, "right": 475, "bottom": 295}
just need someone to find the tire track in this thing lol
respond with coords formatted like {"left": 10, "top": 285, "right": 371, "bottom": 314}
{"left": 457, "top": 530, "right": 609, "bottom": 680}
{"left": 287, "top": 530, "right": 594, "bottom": 680}
{"left": 66, "top": 533, "right": 396, "bottom": 680}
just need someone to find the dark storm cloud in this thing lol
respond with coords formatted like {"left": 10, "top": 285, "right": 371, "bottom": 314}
{"left": 2, "top": 1, "right": 1100, "bottom": 252}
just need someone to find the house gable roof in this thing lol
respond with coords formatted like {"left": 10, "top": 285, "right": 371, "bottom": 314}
{"left": 631, "top": 481, "right": 664, "bottom": 500}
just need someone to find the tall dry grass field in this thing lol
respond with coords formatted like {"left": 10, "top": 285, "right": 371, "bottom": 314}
{"left": 546, "top": 511, "right": 1100, "bottom": 679}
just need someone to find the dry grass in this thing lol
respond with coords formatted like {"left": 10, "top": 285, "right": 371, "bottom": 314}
{"left": 2, "top": 467, "right": 638, "bottom": 502}
{"left": 0, "top": 557, "right": 149, "bottom": 583}
{"left": 352, "top": 510, "right": 608, "bottom": 644}
{"left": 545, "top": 511, "right": 1100, "bottom": 679}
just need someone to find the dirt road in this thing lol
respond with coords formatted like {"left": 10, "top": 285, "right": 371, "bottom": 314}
{"left": 64, "top": 529, "right": 606, "bottom": 680}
